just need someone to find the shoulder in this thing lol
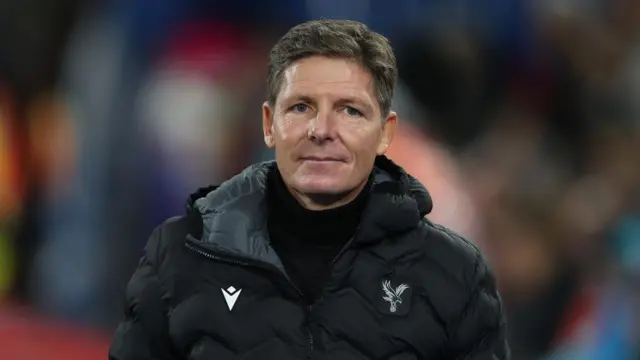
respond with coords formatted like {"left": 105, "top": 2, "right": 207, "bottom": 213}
{"left": 143, "top": 215, "right": 190, "bottom": 267}
{"left": 417, "top": 221, "right": 508, "bottom": 358}
{"left": 420, "top": 219, "right": 487, "bottom": 280}
{"left": 411, "top": 219, "right": 499, "bottom": 314}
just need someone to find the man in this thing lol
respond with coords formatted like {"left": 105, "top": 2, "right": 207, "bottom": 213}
{"left": 109, "top": 20, "right": 509, "bottom": 359}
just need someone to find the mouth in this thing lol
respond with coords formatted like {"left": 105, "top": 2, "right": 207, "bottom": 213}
{"left": 300, "top": 156, "right": 345, "bottom": 163}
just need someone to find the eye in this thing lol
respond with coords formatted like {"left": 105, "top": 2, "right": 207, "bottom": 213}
{"left": 291, "top": 103, "right": 309, "bottom": 113}
{"left": 343, "top": 106, "right": 363, "bottom": 117}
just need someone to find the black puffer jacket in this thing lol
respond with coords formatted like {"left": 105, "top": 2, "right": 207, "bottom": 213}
{"left": 109, "top": 157, "right": 509, "bottom": 360}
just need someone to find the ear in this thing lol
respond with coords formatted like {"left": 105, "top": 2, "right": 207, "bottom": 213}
{"left": 262, "top": 101, "right": 275, "bottom": 148}
{"left": 376, "top": 111, "right": 397, "bottom": 155}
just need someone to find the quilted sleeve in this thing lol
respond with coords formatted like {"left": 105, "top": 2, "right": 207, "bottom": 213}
{"left": 109, "top": 225, "right": 178, "bottom": 360}
{"left": 448, "top": 252, "right": 510, "bottom": 360}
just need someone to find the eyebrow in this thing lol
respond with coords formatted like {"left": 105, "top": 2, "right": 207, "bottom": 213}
{"left": 284, "top": 94, "right": 374, "bottom": 113}
{"left": 290, "top": 95, "right": 314, "bottom": 104}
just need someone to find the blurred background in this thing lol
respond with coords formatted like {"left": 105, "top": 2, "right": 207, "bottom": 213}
{"left": 1, "top": 0, "right": 639, "bottom": 359}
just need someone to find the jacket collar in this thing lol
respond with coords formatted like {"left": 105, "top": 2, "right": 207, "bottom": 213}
{"left": 185, "top": 156, "right": 433, "bottom": 270}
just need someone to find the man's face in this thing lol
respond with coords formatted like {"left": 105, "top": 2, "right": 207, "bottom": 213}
{"left": 262, "top": 56, "right": 396, "bottom": 207}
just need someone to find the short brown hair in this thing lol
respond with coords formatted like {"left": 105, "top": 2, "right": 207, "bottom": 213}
{"left": 267, "top": 19, "right": 397, "bottom": 116}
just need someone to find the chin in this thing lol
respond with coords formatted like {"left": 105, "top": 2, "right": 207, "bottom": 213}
{"left": 293, "top": 177, "right": 350, "bottom": 196}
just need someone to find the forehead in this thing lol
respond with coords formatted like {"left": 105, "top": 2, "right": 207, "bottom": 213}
{"left": 279, "top": 56, "right": 377, "bottom": 105}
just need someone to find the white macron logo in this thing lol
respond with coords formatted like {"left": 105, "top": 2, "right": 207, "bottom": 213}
{"left": 221, "top": 286, "right": 242, "bottom": 311}
{"left": 382, "top": 280, "right": 409, "bottom": 313}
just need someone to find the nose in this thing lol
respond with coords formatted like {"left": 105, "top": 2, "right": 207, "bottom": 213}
{"left": 307, "top": 108, "right": 335, "bottom": 142}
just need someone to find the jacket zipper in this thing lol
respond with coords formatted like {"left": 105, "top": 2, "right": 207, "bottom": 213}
{"left": 297, "top": 186, "right": 370, "bottom": 358}
{"left": 185, "top": 241, "right": 251, "bottom": 268}
{"left": 308, "top": 310, "right": 314, "bottom": 360}
{"left": 329, "top": 236, "right": 354, "bottom": 269}
{"left": 328, "top": 180, "right": 375, "bottom": 269}
{"left": 310, "top": 187, "right": 371, "bottom": 359}
{"left": 184, "top": 240, "right": 314, "bottom": 358}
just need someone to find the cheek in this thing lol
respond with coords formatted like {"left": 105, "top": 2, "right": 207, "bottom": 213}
{"left": 274, "top": 116, "right": 303, "bottom": 142}
{"left": 343, "top": 127, "right": 382, "bottom": 158}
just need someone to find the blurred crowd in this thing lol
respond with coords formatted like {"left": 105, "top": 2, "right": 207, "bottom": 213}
{"left": 1, "top": 1, "right": 639, "bottom": 359}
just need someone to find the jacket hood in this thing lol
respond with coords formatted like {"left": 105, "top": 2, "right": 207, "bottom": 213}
{"left": 184, "top": 156, "right": 432, "bottom": 273}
